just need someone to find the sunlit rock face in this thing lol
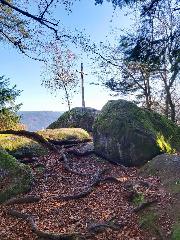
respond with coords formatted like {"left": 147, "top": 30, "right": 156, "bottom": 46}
{"left": 93, "top": 99, "right": 180, "bottom": 167}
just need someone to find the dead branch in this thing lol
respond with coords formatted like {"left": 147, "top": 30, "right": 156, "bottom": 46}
{"left": 7, "top": 209, "right": 85, "bottom": 240}
{"left": 4, "top": 195, "right": 41, "bottom": 205}
{"left": 133, "top": 199, "right": 158, "bottom": 213}
{"left": 0, "top": 129, "right": 58, "bottom": 152}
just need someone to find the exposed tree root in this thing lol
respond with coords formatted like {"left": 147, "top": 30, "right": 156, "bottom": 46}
{"left": 7, "top": 209, "right": 124, "bottom": 239}
{"left": 4, "top": 195, "right": 41, "bottom": 205}
{"left": 101, "top": 176, "right": 122, "bottom": 184}
{"left": 55, "top": 169, "right": 113, "bottom": 201}
{"left": 57, "top": 186, "right": 93, "bottom": 201}
{"left": 48, "top": 138, "right": 91, "bottom": 146}
{"left": 7, "top": 209, "right": 85, "bottom": 240}
{"left": 133, "top": 199, "right": 158, "bottom": 213}
{"left": 20, "top": 158, "right": 37, "bottom": 164}
{"left": 67, "top": 149, "right": 94, "bottom": 157}
{"left": 61, "top": 151, "right": 92, "bottom": 177}
{"left": 87, "top": 218, "right": 125, "bottom": 234}
{"left": 0, "top": 130, "right": 58, "bottom": 152}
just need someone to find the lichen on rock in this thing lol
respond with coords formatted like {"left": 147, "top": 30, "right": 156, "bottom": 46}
{"left": 93, "top": 99, "right": 180, "bottom": 166}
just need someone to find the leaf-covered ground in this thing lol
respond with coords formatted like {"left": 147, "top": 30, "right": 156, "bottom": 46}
{"left": 0, "top": 144, "right": 176, "bottom": 240}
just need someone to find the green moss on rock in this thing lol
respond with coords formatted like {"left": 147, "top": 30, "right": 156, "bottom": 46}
{"left": 48, "top": 107, "right": 99, "bottom": 132}
{"left": 0, "top": 128, "right": 91, "bottom": 159}
{"left": 0, "top": 148, "right": 33, "bottom": 203}
{"left": 0, "top": 135, "right": 48, "bottom": 158}
{"left": 93, "top": 99, "right": 180, "bottom": 166}
{"left": 38, "top": 128, "right": 90, "bottom": 141}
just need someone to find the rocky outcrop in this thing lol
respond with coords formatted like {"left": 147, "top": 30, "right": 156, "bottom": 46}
{"left": 48, "top": 107, "right": 99, "bottom": 132}
{"left": 93, "top": 99, "right": 180, "bottom": 166}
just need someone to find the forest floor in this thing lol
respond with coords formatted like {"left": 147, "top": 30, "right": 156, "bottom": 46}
{"left": 0, "top": 143, "right": 174, "bottom": 240}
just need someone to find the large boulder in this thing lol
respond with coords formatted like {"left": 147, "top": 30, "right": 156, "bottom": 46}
{"left": 93, "top": 99, "right": 180, "bottom": 166}
{"left": 47, "top": 107, "right": 99, "bottom": 132}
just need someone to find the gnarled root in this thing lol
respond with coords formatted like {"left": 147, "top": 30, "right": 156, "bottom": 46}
{"left": 61, "top": 151, "right": 91, "bottom": 177}
{"left": 0, "top": 129, "right": 58, "bottom": 152}
{"left": 87, "top": 218, "right": 125, "bottom": 234}
{"left": 55, "top": 169, "right": 116, "bottom": 201}
{"left": 4, "top": 195, "right": 41, "bottom": 205}
{"left": 7, "top": 209, "right": 85, "bottom": 240}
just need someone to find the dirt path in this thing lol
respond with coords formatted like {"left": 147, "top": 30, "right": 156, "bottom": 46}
{"left": 0, "top": 148, "right": 172, "bottom": 240}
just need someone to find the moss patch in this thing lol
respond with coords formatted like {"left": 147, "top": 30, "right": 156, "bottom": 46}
{"left": 0, "top": 135, "right": 48, "bottom": 158}
{"left": 38, "top": 128, "right": 91, "bottom": 141}
{"left": 139, "top": 211, "right": 164, "bottom": 238}
{"left": 140, "top": 211, "right": 157, "bottom": 229}
{"left": 172, "top": 223, "right": 180, "bottom": 240}
{"left": 132, "top": 193, "right": 145, "bottom": 206}
{"left": 0, "top": 148, "right": 33, "bottom": 203}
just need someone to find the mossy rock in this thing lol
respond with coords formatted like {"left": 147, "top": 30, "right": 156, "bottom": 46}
{"left": 140, "top": 154, "right": 180, "bottom": 194}
{"left": 139, "top": 154, "right": 180, "bottom": 239}
{"left": 0, "top": 129, "right": 90, "bottom": 159}
{"left": 47, "top": 107, "right": 99, "bottom": 132}
{"left": 0, "top": 148, "right": 33, "bottom": 203}
{"left": 93, "top": 99, "right": 180, "bottom": 167}
{"left": 38, "top": 128, "right": 90, "bottom": 141}
{"left": 0, "top": 135, "right": 48, "bottom": 159}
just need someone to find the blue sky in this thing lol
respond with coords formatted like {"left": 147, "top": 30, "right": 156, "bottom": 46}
{"left": 0, "top": 0, "right": 132, "bottom": 111}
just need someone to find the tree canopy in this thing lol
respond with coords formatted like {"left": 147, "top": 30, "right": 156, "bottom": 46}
{"left": 0, "top": 0, "right": 78, "bottom": 59}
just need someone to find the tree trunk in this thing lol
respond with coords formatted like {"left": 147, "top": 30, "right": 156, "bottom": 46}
{"left": 164, "top": 87, "right": 176, "bottom": 122}
{"left": 63, "top": 83, "right": 71, "bottom": 112}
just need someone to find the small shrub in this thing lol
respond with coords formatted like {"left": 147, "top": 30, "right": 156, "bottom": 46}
{"left": 132, "top": 193, "right": 145, "bottom": 206}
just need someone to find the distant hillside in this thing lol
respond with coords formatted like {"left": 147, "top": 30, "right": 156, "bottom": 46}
{"left": 18, "top": 111, "right": 63, "bottom": 131}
